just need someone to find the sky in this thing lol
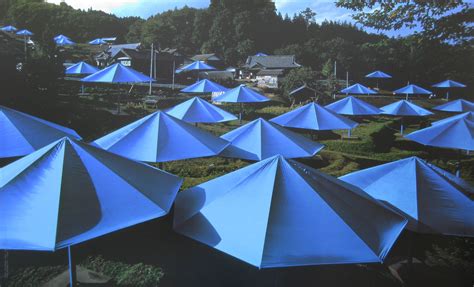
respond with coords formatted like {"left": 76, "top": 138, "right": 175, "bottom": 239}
{"left": 46, "top": 0, "right": 419, "bottom": 37}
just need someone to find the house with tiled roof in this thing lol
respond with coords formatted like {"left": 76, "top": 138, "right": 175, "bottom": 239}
{"left": 241, "top": 55, "right": 301, "bottom": 89}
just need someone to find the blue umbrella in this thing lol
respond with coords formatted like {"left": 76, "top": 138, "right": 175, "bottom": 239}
{"left": 165, "top": 97, "right": 237, "bottom": 123}
{"left": 381, "top": 100, "right": 433, "bottom": 135}
{"left": 174, "top": 155, "right": 407, "bottom": 268}
{"left": 394, "top": 84, "right": 432, "bottom": 100}
{"left": 55, "top": 37, "right": 75, "bottom": 46}
{"left": 93, "top": 111, "right": 229, "bottom": 163}
{"left": 220, "top": 118, "right": 324, "bottom": 161}
{"left": 0, "top": 105, "right": 81, "bottom": 158}
{"left": 405, "top": 116, "right": 473, "bottom": 152}
{"left": 65, "top": 62, "right": 99, "bottom": 75}
{"left": 176, "top": 61, "right": 216, "bottom": 74}
{"left": 1, "top": 25, "right": 17, "bottom": 32}
{"left": 82, "top": 63, "right": 152, "bottom": 83}
{"left": 433, "top": 99, "right": 474, "bottom": 113}
{"left": 254, "top": 52, "right": 268, "bottom": 56}
{"left": 340, "top": 156, "right": 474, "bottom": 236}
{"left": 270, "top": 102, "right": 358, "bottom": 131}
{"left": 16, "top": 29, "right": 33, "bottom": 36}
{"left": 180, "top": 79, "right": 228, "bottom": 93}
{"left": 366, "top": 71, "right": 392, "bottom": 79}
{"left": 213, "top": 85, "right": 270, "bottom": 123}
{"left": 432, "top": 80, "right": 467, "bottom": 100}
{"left": 325, "top": 96, "right": 382, "bottom": 116}
{"left": 88, "top": 38, "right": 107, "bottom": 45}
{"left": 54, "top": 34, "right": 70, "bottom": 41}
{"left": 0, "top": 137, "right": 182, "bottom": 285}
{"left": 340, "top": 83, "right": 376, "bottom": 95}
{"left": 431, "top": 112, "right": 474, "bottom": 126}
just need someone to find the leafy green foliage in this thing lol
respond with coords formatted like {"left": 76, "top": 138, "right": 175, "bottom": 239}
{"left": 7, "top": 266, "right": 65, "bottom": 287}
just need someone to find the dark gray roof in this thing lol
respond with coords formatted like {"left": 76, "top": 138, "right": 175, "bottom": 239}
{"left": 108, "top": 43, "right": 141, "bottom": 58}
{"left": 244, "top": 55, "right": 301, "bottom": 69}
{"left": 289, "top": 84, "right": 316, "bottom": 97}
{"left": 192, "top": 53, "right": 221, "bottom": 61}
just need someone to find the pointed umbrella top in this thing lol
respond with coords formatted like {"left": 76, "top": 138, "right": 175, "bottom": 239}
{"left": 0, "top": 105, "right": 81, "bottom": 158}
{"left": 65, "top": 62, "right": 100, "bottom": 75}
{"left": 394, "top": 84, "right": 432, "bottom": 95}
{"left": 174, "top": 155, "right": 407, "bottom": 268}
{"left": 1, "top": 25, "right": 17, "bottom": 32}
{"left": 0, "top": 137, "right": 182, "bottom": 251}
{"left": 381, "top": 100, "right": 433, "bottom": 117}
{"left": 93, "top": 111, "right": 229, "bottom": 163}
{"left": 254, "top": 52, "right": 268, "bottom": 56}
{"left": 270, "top": 102, "right": 358, "bottom": 131}
{"left": 213, "top": 85, "right": 270, "bottom": 103}
{"left": 340, "top": 156, "right": 474, "bottom": 236}
{"left": 180, "top": 79, "right": 228, "bottom": 93}
{"left": 220, "top": 118, "right": 324, "bottom": 161}
{"left": 54, "top": 34, "right": 70, "bottom": 41}
{"left": 165, "top": 97, "right": 237, "bottom": 123}
{"left": 325, "top": 96, "right": 382, "bottom": 116}
{"left": 340, "top": 83, "right": 376, "bottom": 95}
{"left": 16, "top": 29, "right": 33, "bottom": 36}
{"left": 55, "top": 37, "right": 75, "bottom": 46}
{"left": 365, "top": 71, "right": 392, "bottom": 79}
{"left": 88, "top": 38, "right": 107, "bottom": 45}
{"left": 176, "top": 61, "right": 216, "bottom": 73}
{"left": 431, "top": 112, "right": 474, "bottom": 126}
{"left": 433, "top": 99, "right": 474, "bottom": 113}
{"left": 405, "top": 117, "right": 474, "bottom": 151}
{"left": 82, "top": 63, "right": 153, "bottom": 83}
{"left": 432, "top": 80, "right": 466, "bottom": 88}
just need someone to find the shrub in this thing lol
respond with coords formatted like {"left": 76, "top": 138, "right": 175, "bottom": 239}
{"left": 369, "top": 125, "right": 396, "bottom": 153}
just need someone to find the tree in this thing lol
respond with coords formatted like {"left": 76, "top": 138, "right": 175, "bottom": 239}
{"left": 298, "top": 7, "right": 316, "bottom": 29}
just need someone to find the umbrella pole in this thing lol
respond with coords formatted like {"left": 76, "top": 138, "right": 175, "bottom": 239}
{"left": 68, "top": 246, "right": 77, "bottom": 287}
{"left": 400, "top": 118, "right": 404, "bottom": 136}
{"left": 456, "top": 150, "right": 461, "bottom": 178}
{"left": 239, "top": 103, "right": 243, "bottom": 125}
{"left": 347, "top": 129, "right": 351, "bottom": 138}
{"left": 405, "top": 94, "right": 408, "bottom": 101}
{"left": 446, "top": 91, "right": 449, "bottom": 101}
{"left": 81, "top": 84, "right": 84, "bottom": 94}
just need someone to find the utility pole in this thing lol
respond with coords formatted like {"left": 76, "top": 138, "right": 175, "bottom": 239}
{"left": 172, "top": 60, "right": 176, "bottom": 90}
{"left": 346, "top": 71, "right": 349, "bottom": 88}
{"left": 334, "top": 61, "right": 337, "bottom": 78}
{"left": 149, "top": 43, "right": 154, "bottom": 95}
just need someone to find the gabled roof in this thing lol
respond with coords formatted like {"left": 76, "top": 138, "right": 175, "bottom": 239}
{"left": 192, "top": 53, "right": 221, "bottom": 61}
{"left": 244, "top": 55, "right": 301, "bottom": 69}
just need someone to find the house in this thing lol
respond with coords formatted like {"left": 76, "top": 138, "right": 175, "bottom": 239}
{"left": 240, "top": 55, "right": 301, "bottom": 88}
{"left": 288, "top": 84, "right": 316, "bottom": 105}
{"left": 94, "top": 43, "right": 142, "bottom": 68}
{"left": 256, "top": 69, "right": 284, "bottom": 89}
{"left": 191, "top": 53, "right": 224, "bottom": 69}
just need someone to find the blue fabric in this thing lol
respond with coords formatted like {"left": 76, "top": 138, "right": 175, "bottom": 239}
{"left": 381, "top": 100, "right": 433, "bottom": 116}
{"left": 220, "top": 118, "right": 324, "bottom": 161}
{"left": 270, "top": 102, "right": 358, "bottom": 131}
{"left": 325, "top": 96, "right": 382, "bottom": 115}
{"left": 405, "top": 117, "right": 473, "bottom": 151}
{"left": 365, "top": 71, "right": 392, "bottom": 78}
{"left": 340, "top": 157, "right": 474, "bottom": 236}
{"left": 180, "top": 79, "right": 228, "bottom": 93}
{"left": 54, "top": 34, "right": 70, "bottom": 41}
{"left": 1, "top": 26, "right": 17, "bottom": 32}
{"left": 16, "top": 29, "right": 33, "bottom": 36}
{"left": 433, "top": 99, "right": 474, "bottom": 113}
{"left": 55, "top": 37, "right": 75, "bottom": 46}
{"left": 0, "top": 106, "right": 82, "bottom": 158}
{"left": 254, "top": 52, "right": 268, "bottom": 56}
{"left": 340, "top": 84, "right": 376, "bottom": 95}
{"left": 213, "top": 85, "right": 270, "bottom": 103}
{"left": 432, "top": 80, "right": 466, "bottom": 88}
{"left": 165, "top": 97, "right": 237, "bottom": 123}
{"left": 82, "top": 63, "right": 153, "bottom": 83}
{"left": 88, "top": 38, "right": 107, "bottom": 45}
{"left": 65, "top": 62, "right": 99, "bottom": 75}
{"left": 394, "top": 84, "right": 432, "bottom": 95}
{"left": 93, "top": 111, "right": 229, "bottom": 162}
{"left": 0, "top": 137, "right": 183, "bottom": 251}
{"left": 432, "top": 112, "right": 474, "bottom": 126}
{"left": 176, "top": 61, "right": 216, "bottom": 73}
{"left": 174, "top": 155, "right": 407, "bottom": 268}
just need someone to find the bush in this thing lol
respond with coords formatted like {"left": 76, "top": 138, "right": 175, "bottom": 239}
{"left": 369, "top": 125, "right": 396, "bottom": 153}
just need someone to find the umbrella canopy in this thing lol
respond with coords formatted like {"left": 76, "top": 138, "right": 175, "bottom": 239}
{"left": 270, "top": 102, "right": 358, "bottom": 131}
{"left": 82, "top": 63, "right": 152, "bottom": 83}
{"left": 93, "top": 111, "right": 229, "bottom": 163}
{"left": 0, "top": 105, "right": 81, "bottom": 158}
{"left": 65, "top": 62, "right": 100, "bottom": 75}
{"left": 325, "top": 96, "right": 382, "bottom": 116}
{"left": 0, "top": 137, "right": 182, "bottom": 251}
{"left": 381, "top": 100, "right": 433, "bottom": 117}
{"left": 16, "top": 29, "right": 33, "bottom": 36}
{"left": 340, "top": 83, "right": 376, "bottom": 95}
{"left": 433, "top": 99, "right": 474, "bottom": 113}
{"left": 254, "top": 52, "right": 268, "bottom": 56}
{"left": 220, "top": 118, "right": 324, "bottom": 161}
{"left": 165, "top": 97, "right": 237, "bottom": 123}
{"left": 432, "top": 80, "right": 466, "bottom": 88}
{"left": 54, "top": 34, "right": 70, "bottom": 41}
{"left": 405, "top": 117, "right": 473, "bottom": 151}
{"left": 1, "top": 25, "right": 17, "bottom": 32}
{"left": 340, "top": 157, "right": 474, "bottom": 236}
{"left": 213, "top": 85, "right": 270, "bottom": 103}
{"left": 88, "top": 38, "right": 107, "bottom": 45}
{"left": 174, "top": 155, "right": 407, "bottom": 268}
{"left": 180, "top": 79, "right": 228, "bottom": 93}
{"left": 55, "top": 37, "right": 75, "bottom": 46}
{"left": 176, "top": 61, "right": 216, "bottom": 73}
{"left": 365, "top": 71, "right": 392, "bottom": 79}
{"left": 431, "top": 112, "right": 474, "bottom": 126}
{"left": 393, "top": 84, "right": 432, "bottom": 100}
